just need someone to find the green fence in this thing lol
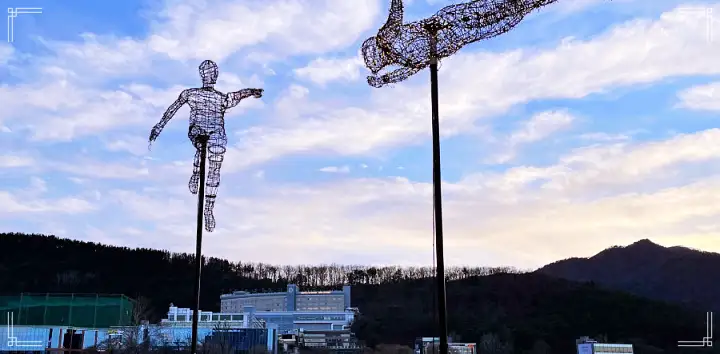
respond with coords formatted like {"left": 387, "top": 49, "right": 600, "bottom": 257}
{"left": 0, "top": 293, "right": 135, "bottom": 328}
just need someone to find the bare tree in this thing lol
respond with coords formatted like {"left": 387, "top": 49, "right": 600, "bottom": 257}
{"left": 114, "top": 296, "right": 154, "bottom": 354}
{"left": 530, "top": 340, "right": 550, "bottom": 354}
{"left": 374, "top": 344, "right": 415, "bottom": 354}
{"left": 478, "top": 333, "right": 512, "bottom": 354}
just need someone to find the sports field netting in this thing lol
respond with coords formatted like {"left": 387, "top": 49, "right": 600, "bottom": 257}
{"left": 0, "top": 293, "right": 135, "bottom": 328}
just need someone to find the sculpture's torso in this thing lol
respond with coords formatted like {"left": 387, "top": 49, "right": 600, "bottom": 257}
{"left": 378, "top": 0, "right": 528, "bottom": 68}
{"left": 186, "top": 87, "right": 227, "bottom": 135}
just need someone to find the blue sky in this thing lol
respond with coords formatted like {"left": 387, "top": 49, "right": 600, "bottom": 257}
{"left": 2, "top": 0, "right": 720, "bottom": 268}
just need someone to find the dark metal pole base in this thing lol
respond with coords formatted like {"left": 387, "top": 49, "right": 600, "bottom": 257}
{"left": 190, "top": 134, "right": 209, "bottom": 354}
{"left": 430, "top": 56, "right": 449, "bottom": 354}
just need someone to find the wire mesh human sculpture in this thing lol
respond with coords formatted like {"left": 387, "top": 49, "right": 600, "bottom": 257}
{"left": 149, "top": 60, "right": 263, "bottom": 232}
{"left": 361, "top": 0, "right": 561, "bottom": 87}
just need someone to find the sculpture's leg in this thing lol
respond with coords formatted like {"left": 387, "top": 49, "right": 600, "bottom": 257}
{"left": 189, "top": 149, "right": 201, "bottom": 194}
{"left": 203, "top": 130, "right": 228, "bottom": 232}
{"left": 188, "top": 123, "right": 204, "bottom": 195}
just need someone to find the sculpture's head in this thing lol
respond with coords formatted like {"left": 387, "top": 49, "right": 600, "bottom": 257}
{"left": 361, "top": 36, "right": 389, "bottom": 75}
{"left": 199, "top": 60, "right": 219, "bottom": 86}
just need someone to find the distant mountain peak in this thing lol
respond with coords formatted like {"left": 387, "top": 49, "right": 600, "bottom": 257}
{"left": 628, "top": 238, "right": 660, "bottom": 248}
{"left": 537, "top": 237, "right": 720, "bottom": 313}
{"left": 590, "top": 238, "right": 664, "bottom": 260}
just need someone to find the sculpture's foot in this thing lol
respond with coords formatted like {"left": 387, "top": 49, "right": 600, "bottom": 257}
{"left": 189, "top": 174, "right": 199, "bottom": 194}
{"left": 204, "top": 212, "right": 216, "bottom": 232}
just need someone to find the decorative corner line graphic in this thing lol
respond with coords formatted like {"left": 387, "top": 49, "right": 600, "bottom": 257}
{"left": 6, "top": 312, "right": 44, "bottom": 348}
{"left": 7, "top": 7, "right": 42, "bottom": 43}
{"left": 678, "top": 312, "right": 714, "bottom": 347}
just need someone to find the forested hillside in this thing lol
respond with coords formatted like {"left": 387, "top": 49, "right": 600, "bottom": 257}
{"left": 1, "top": 233, "right": 715, "bottom": 354}
{"left": 0, "top": 232, "right": 518, "bottom": 314}
{"left": 538, "top": 239, "right": 720, "bottom": 312}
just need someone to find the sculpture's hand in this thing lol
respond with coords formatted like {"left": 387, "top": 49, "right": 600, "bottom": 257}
{"left": 367, "top": 75, "right": 388, "bottom": 88}
{"left": 149, "top": 125, "right": 161, "bottom": 146}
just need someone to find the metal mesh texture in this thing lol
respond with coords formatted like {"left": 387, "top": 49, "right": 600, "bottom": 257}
{"left": 361, "top": 0, "right": 561, "bottom": 87}
{"left": 149, "top": 60, "right": 264, "bottom": 232}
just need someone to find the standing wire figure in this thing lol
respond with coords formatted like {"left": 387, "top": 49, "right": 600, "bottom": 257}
{"left": 149, "top": 60, "right": 263, "bottom": 232}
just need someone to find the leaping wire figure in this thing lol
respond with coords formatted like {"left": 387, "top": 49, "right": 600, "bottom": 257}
{"left": 361, "top": 0, "right": 561, "bottom": 87}
{"left": 149, "top": 60, "right": 263, "bottom": 232}
{"left": 358, "top": 1, "right": 564, "bottom": 354}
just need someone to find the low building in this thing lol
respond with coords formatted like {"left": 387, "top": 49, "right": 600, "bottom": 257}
{"left": 166, "top": 304, "right": 356, "bottom": 334}
{"left": 0, "top": 296, "right": 276, "bottom": 353}
{"left": 577, "top": 337, "right": 634, "bottom": 354}
{"left": 221, "top": 284, "right": 351, "bottom": 312}
{"left": 298, "top": 329, "right": 362, "bottom": 353}
{"left": 449, "top": 343, "right": 477, "bottom": 354}
{"left": 414, "top": 337, "right": 476, "bottom": 354}
{"left": 164, "top": 304, "right": 259, "bottom": 328}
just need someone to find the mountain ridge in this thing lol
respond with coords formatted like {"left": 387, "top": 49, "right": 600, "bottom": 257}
{"left": 537, "top": 238, "right": 720, "bottom": 312}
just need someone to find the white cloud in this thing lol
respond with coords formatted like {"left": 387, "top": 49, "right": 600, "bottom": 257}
{"left": 0, "top": 81, "right": 162, "bottom": 141}
{"left": 5, "top": 0, "right": 720, "bottom": 268}
{"left": 490, "top": 110, "right": 575, "bottom": 163}
{"left": 0, "top": 154, "right": 34, "bottom": 168}
{"left": 104, "top": 127, "right": 720, "bottom": 267}
{"left": 509, "top": 110, "right": 575, "bottom": 145}
{"left": 676, "top": 81, "right": 720, "bottom": 111}
{"left": 25, "top": 177, "right": 48, "bottom": 196}
{"left": 501, "top": 128, "right": 720, "bottom": 198}
{"left": 40, "top": 34, "right": 154, "bottom": 77}
{"left": 0, "top": 43, "right": 14, "bottom": 65}
{"left": 319, "top": 165, "right": 350, "bottom": 173}
{"left": 49, "top": 159, "right": 152, "bottom": 180}
{"left": 146, "top": 0, "right": 381, "bottom": 62}
{"left": 578, "top": 132, "right": 633, "bottom": 142}
{"left": 294, "top": 56, "right": 364, "bottom": 86}
{"left": 105, "top": 135, "right": 152, "bottom": 156}
{"left": 0, "top": 191, "right": 95, "bottom": 215}
{"left": 203, "top": 4, "right": 720, "bottom": 172}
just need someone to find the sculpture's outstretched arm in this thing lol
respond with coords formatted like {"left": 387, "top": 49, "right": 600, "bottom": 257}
{"left": 226, "top": 88, "right": 264, "bottom": 109}
{"left": 149, "top": 89, "right": 189, "bottom": 146}
{"left": 368, "top": 66, "right": 422, "bottom": 88}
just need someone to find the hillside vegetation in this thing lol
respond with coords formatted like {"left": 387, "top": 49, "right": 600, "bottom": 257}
{"left": 1, "top": 233, "right": 715, "bottom": 354}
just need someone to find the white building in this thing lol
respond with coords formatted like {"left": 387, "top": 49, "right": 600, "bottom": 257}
{"left": 577, "top": 337, "right": 634, "bottom": 354}
{"left": 220, "top": 284, "right": 351, "bottom": 312}
{"left": 165, "top": 303, "right": 356, "bottom": 335}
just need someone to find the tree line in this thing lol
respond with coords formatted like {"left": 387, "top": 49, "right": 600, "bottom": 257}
{"left": 1, "top": 233, "right": 715, "bottom": 354}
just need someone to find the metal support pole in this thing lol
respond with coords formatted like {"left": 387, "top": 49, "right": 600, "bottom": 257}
{"left": 429, "top": 33, "right": 449, "bottom": 354}
{"left": 190, "top": 134, "right": 209, "bottom": 354}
